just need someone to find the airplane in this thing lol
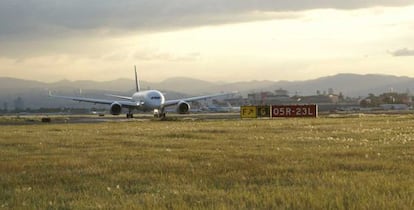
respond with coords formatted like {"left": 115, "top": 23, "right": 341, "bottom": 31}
{"left": 49, "top": 66, "right": 235, "bottom": 118}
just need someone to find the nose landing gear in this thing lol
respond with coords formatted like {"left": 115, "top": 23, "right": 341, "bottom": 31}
{"left": 153, "top": 109, "right": 166, "bottom": 119}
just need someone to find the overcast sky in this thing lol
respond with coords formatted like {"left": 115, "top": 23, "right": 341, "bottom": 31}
{"left": 1, "top": 0, "right": 413, "bottom": 82}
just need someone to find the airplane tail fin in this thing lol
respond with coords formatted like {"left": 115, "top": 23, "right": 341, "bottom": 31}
{"left": 134, "top": 65, "right": 140, "bottom": 92}
{"left": 226, "top": 102, "right": 233, "bottom": 108}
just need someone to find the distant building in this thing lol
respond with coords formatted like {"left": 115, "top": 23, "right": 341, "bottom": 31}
{"left": 380, "top": 104, "right": 409, "bottom": 110}
{"left": 245, "top": 88, "right": 346, "bottom": 106}
{"left": 14, "top": 97, "right": 24, "bottom": 111}
{"left": 247, "top": 89, "right": 295, "bottom": 105}
{"left": 275, "top": 88, "right": 289, "bottom": 96}
{"left": 3, "top": 102, "right": 7, "bottom": 112}
{"left": 360, "top": 92, "right": 413, "bottom": 108}
{"left": 297, "top": 94, "right": 339, "bottom": 104}
{"left": 224, "top": 95, "right": 246, "bottom": 106}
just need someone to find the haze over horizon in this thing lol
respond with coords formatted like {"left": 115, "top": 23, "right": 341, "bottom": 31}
{"left": 2, "top": 73, "right": 414, "bottom": 85}
{"left": 1, "top": 1, "right": 413, "bottom": 83}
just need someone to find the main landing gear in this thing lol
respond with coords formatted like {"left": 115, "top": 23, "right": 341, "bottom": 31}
{"left": 160, "top": 112, "right": 166, "bottom": 119}
{"left": 126, "top": 109, "right": 134, "bottom": 118}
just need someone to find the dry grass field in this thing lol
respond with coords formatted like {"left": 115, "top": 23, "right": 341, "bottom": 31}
{"left": 0, "top": 114, "right": 413, "bottom": 209}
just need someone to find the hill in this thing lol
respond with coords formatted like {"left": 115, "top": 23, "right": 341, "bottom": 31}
{"left": 269, "top": 74, "right": 414, "bottom": 96}
{"left": 1, "top": 73, "right": 414, "bottom": 109}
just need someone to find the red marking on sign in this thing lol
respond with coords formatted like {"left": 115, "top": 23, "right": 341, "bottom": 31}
{"left": 271, "top": 105, "right": 318, "bottom": 118}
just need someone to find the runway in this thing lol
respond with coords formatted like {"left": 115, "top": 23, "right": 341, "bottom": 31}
{"left": 0, "top": 113, "right": 241, "bottom": 125}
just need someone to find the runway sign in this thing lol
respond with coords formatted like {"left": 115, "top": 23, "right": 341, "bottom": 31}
{"left": 257, "top": 106, "right": 271, "bottom": 118}
{"left": 272, "top": 105, "right": 318, "bottom": 118}
{"left": 240, "top": 106, "right": 257, "bottom": 118}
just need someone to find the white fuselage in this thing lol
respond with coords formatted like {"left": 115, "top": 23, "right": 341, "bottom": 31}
{"left": 131, "top": 90, "right": 165, "bottom": 111}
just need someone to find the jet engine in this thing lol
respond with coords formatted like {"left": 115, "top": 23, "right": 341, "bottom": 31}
{"left": 110, "top": 102, "right": 122, "bottom": 115}
{"left": 176, "top": 101, "right": 190, "bottom": 114}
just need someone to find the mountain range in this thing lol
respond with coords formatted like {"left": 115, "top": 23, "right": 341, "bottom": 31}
{"left": 1, "top": 73, "right": 414, "bottom": 109}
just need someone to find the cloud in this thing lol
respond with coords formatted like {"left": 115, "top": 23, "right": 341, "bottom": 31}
{"left": 131, "top": 50, "right": 201, "bottom": 62}
{"left": 390, "top": 48, "right": 414, "bottom": 56}
{"left": 1, "top": 0, "right": 412, "bottom": 40}
{"left": 1, "top": 0, "right": 413, "bottom": 62}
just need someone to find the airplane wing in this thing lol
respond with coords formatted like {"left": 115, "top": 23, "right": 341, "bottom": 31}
{"left": 105, "top": 94, "right": 133, "bottom": 100}
{"left": 163, "top": 91, "right": 237, "bottom": 107}
{"left": 49, "top": 92, "right": 143, "bottom": 108}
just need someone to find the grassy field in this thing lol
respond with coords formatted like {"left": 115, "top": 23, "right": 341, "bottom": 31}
{"left": 0, "top": 115, "right": 413, "bottom": 209}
